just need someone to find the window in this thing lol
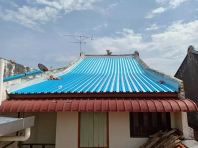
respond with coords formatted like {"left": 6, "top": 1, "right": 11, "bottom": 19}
{"left": 130, "top": 112, "right": 171, "bottom": 137}
{"left": 79, "top": 112, "right": 108, "bottom": 148}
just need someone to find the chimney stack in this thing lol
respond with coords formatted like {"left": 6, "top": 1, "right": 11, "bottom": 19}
{"left": 187, "top": 45, "right": 195, "bottom": 54}
{"left": 106, "top": 50, "right": 112, "bottom": 55}
{"left": 187, "top": 45, "right": 194, "bottom": 54}
{"left": 0, "top": 59, "right": 5, "bottom": 105}
{"left": 134, "top": 51, "right": 139, "bottom": 57}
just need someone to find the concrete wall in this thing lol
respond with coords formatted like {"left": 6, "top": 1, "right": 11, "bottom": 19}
{"left": 1, "top": 58, "right": 30, "bottom": 78}
{"left": 0, "top": 112, "right": 189, "bottom": 148}
{"left": 24, "top": 112, "right": 57, "bottom": 145}
{"left": 55, "top": 112, "right": 148, "bottom": 148}
{"left": 109, "top": 112, "right": 148, "bottom": 148}
{"left": 56, "top": 112, "right": 78, "bottom": 148}
{"left": 171, "top": 112, "right": 189, "bottom": 138}
{"left": 0, "top": 59, "right": 4, "bottom": 104}
{"left": 0, "top": 112, "right": 56, "bottom": 148}
{"left": 109, "top": 112, "right": 189, "bottom": 148}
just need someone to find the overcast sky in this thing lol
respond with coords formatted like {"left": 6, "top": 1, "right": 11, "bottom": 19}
{"left": 0, "top": 0, "right": 198, "bottom": 75}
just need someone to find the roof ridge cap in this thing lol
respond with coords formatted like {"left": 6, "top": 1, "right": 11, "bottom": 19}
{"left": 85, "top": 54, "right": 135, "bottom": 57}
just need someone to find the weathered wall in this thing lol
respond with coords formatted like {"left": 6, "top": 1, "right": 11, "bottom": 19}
{"left": 1, "top": 58, "right": 30, "bottom": 78}
{"left": 0, "top": 59, "right": 4, "bottom": 104}
{"left": 24, "top": 113, "right": 57, "bottom": 145}
{"left": 174, "top": 47, "right": 198, "bottom": 131}
{"left": 171, "top": 112, "right": 189, "bottom": 138}
{"left": 56, "top": 112, "right": 78, "bottom": 148}
{"left": 0, "top": 112, "right": 56, "bottom": 148}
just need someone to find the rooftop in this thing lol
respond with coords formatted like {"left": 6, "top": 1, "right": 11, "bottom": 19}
{"left": 9, "top": 53, "right": 179, "bottom": 94}
{"left": 1, "top": 52, "right": 197, "bottom": 113}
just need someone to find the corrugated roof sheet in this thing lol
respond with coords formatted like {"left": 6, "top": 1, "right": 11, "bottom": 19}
{"left": 11, "top": 56, "right": 178, "bottom": 94}
{"left": 0, "top": 99, "right": 196, "bottom": 112}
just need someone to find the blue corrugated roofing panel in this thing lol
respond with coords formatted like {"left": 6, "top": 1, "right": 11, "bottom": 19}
{"left": 11, "top": 56, "right": 178, "bottom": 94}
{"left": 4, "top": 70, "right": 42, "bottom": 82}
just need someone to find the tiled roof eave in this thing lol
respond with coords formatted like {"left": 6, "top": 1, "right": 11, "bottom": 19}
{"left": 0, "top": 99, "right": 197, "bottom": 112}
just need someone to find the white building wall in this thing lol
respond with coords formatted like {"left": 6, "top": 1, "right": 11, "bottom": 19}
{"left": 0, "top": 59, "right": 5, "bottom": 104}
{"left": 109, "top": 112, "right": 148, "bottom": 148}
{"left": 55, "top": 112, "right": 189, "bottom": 148}
{"left": 56, "top": 112, "right": 78, "bottom": 148}
{"left": 171, "top": 112, "right": 189, "bottom": 138}
{"left": 55, "top": 112, "right": 148, "bottom": 148}
{"left": 24, "top": 112, "right": 57, "bottom": 144}
{"left": 0, "top": 112, "right": 57, "bottom": 148}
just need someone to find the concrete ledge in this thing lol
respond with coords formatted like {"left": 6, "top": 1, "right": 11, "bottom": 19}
{"left": 0, "top": 116, "right": 34, "bottom": 136}
{"left": 182, "top": 140, "right": 198, "bottom": 148}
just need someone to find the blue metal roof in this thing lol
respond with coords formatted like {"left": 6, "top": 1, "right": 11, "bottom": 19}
{"left": 4, "top": 70, "right": 42, "bottom": 82}
{"left": 11, "top": 56, "right": 179, "bottom": 94}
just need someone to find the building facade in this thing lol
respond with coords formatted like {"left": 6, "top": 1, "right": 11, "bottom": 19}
{"left": 0, "top": 52, "right": 197, "bottom": 148}
{"left": 175, "top": 46, "right": 198, "bottom": 139}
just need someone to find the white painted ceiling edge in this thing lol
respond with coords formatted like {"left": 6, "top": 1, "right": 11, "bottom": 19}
{"left": 0, "top": 59, "right": 5, "bottom": 105}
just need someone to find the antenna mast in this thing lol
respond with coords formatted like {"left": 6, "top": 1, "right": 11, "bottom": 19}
{"left": 64, "top": 34, "right": 93, "bottom": 56}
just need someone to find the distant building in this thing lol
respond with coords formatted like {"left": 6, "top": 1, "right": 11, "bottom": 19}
{"left": 0, "top": 58, "right": 31, "bottom": 77}
{"left": 0, "top": 52, "right": 197, "bottom": 148}
{"left": 175, "top": 46, "right": 198, "bottom": 138}
{"left": 0, "top": 59, "right": 34, "bottom": 148}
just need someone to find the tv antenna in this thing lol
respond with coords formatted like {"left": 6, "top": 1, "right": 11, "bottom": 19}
{"left": 64, "top": 34, "right": 93, "bottom": 56}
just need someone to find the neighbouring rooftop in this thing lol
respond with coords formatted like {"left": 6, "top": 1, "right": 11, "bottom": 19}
{"left": 3, "top": 69, "right": 42, "bottom": 82}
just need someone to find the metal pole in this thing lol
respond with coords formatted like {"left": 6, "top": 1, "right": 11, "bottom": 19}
{"left": 64, "top": 34, "right": 93, "bottom": 57}
{"left": 80, "top": 36, "right": 82, "bottom": 56}
{"left": 0, "top": 59, "right": 5, "bottom": 105}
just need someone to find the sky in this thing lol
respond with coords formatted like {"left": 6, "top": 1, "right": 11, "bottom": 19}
{"left": 0, "top": 0, "right": 198, "bottom": 75}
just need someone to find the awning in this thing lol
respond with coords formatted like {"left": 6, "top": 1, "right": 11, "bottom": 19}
{"left": 0, "top": 99, "right": 197, "bottom": 112}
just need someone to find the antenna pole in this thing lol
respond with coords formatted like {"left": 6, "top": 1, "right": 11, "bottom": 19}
{"left": 64, "top": 34, "right": 93, "bottom": 56}
{"left": 80, "top": 36, "right": 82, "bottom": 56}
